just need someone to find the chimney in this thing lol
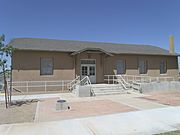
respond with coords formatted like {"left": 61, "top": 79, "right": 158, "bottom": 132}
{"left": 169, "top": 35, "right": 175, "bottom": 54}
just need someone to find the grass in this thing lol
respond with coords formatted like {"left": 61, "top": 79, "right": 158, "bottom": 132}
{"left": 156, "top": 130, "right": 180, "bottom": 135}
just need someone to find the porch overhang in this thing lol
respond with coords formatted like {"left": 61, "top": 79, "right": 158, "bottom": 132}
{"left": 70, "top": 48, "right": 113, "bottom": 56}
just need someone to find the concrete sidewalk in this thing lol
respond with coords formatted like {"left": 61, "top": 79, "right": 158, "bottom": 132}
{"left": 106, "top": 95, "right": 167, "bottom": 110}
{"left": 1, "top": 106, "right": 180, "bottom": 135}
{"left": 0, "top": 93, "right": 62, "bottom": 101}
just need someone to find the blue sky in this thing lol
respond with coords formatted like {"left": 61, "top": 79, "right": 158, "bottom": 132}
{"left": 0, "top": 0, "right": 180, "bottom": 67}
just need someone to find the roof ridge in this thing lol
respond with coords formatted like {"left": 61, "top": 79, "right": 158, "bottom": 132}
{"left": 11, "top": 37, "right": 160, "bottom": 48}
{"left": 9, "top": 37, "right": 178, "bottom": 56}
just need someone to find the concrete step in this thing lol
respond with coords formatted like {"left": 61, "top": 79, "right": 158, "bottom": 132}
{"left": 90, "top": 84, "right": 127, "bottom": 96}
{"left": 93, "top": 89, "right": 124, "bottom": 94}
{"left": 91, "top": 85, "right": 123, "bottom": 88}
{"left": 92, "top": 87, "right": 125, "bottom": 96}
{"left": 94, "top": 91, "right": 126, "bottom": 96}
{"left": 92, "top": 87, "right": 123, "bottom": 91}
{"left": 132, "top": 85, "right": 140, "bottom": 90}
{"left": 131, "top": 81, "right": 141, "bottom": 91}
{"left": 133, "top": 82, "right": 141, "bottom": 85}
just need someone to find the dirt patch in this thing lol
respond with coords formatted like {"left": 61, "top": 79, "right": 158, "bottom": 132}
{"left": 0, "top": 99, "right": 38, "bottom": 124}
{"left": 139, "top": 90, "right": 180, "bottom": 106}
{"left": 37, "top": 98, "right": 137, "bottom": 122}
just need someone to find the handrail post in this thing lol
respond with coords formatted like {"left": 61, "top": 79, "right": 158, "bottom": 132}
{"left": 62, "top": 80, "right": 64, "bottom": 92}
{"left": 26, "top": 81, "right": 28, "bottom": 93}
{"left": 108, "top": 75, "right": 109, "bottom": 84}
{"left": 113, "top": 75, "right": 114, "bottom": 84}
{"left": 45, "top": 81, "right": 47, "bottom": 92}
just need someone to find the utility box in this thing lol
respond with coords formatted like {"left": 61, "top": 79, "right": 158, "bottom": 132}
{"left": 56, "top": 100, "right": 69, "bottom": 111}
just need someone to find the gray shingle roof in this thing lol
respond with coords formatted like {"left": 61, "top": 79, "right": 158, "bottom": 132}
{"left": 9, "top": 38, "right": 179, "bottom": 56}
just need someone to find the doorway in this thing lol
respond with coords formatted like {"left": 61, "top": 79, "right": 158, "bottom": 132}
{"left": 80, "top": 59, "right": 96, "bottom": 83}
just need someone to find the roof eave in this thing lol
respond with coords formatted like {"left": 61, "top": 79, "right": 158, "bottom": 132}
{"left": 70, "top": 48, "right": 113, "bottom": 56}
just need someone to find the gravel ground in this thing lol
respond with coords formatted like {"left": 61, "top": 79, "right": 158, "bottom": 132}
{"left": 140, "top": 90, "right": 180, "bottom": 106}
{"left": 0, "top": 100, "right": 38, "bottom": 124}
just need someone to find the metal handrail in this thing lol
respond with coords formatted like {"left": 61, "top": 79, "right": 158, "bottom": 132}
{"left": 76, "top": 76, "right": 91, "bottom": 86}
{"left": 67, "top": 76, "right": 80, "bottom": 91}
{"left": 118, "top": 75, "right": 130, "bottom": 85}
{"left": 105, "top": 74, "right": 177, "bottom": 84}
{"left": 6, "top": 80, "right": 72, "bottom": 93}
{"left": 110, "top": 75, "right": 129, "bottom": 90}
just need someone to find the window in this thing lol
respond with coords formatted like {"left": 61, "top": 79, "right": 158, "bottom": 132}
{"left": 40, "top": 58, "right": 53, "bottom": 75}
{"left": 81, "top": 60, "right": 96, "bottom": 64}
{"left": 81, "top": 66, "right": 88, "bottom": 76}
{"left": 139, "top": 60, "right": 148, "bottom": 74}
{"left": 116, "top": 60, "right": 126, "bottom": 74}
{"left": 89, "top": 66, "right": 95, "bottom": 75}
{"left": 160, "top": 60, "right": 167, "bottom": 74}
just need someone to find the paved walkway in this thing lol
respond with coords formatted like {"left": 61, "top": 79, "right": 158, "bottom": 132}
{"left": 59, "top": 93, "right": 167, "bottom": 110}
{"left": 0, "top": 92, "right": 167, "bottom": 110}
{"left": 1, "top": 106, "right": 180, "bottom": 135}
{"left": 105, "top": 94, "right": 167, "bottom": 110}
{"left": 35, "top": 98, "right": 136, "bottom": 122}
{"left": 0, "top": 93, "right": 61, "bottom": 101}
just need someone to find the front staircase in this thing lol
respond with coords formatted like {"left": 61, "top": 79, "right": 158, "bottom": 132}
{"left": 69, "top": 75, "right": 131, "bottom": 97}
{"left": 91, "top": 84, "right": 127, "bottom": 96}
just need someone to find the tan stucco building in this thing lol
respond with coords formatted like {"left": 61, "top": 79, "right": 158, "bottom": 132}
{"left": 10, "top": 38, "right": 179, "bottom": 84}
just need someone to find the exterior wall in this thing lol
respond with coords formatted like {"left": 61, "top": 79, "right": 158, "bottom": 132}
{"left": 104, "top": 54, "right": 179, "bottom": 79}
{"left": 12, "top": 50, "right": 75, "bottom": 81}
{"left": 12, "top": 50, "right": 179, "bottom": 83}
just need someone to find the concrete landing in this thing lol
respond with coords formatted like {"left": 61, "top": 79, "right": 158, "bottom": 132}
{"left": 0, "top": 106, "right": 180, "bottom": 135}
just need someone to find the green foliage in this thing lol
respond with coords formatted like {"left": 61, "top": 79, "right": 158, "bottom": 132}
{"left": 0, "top": 34, "right": 14, "bottom": 67}
{"left": 0, "top": 70, "right": 10, "bottom": 77}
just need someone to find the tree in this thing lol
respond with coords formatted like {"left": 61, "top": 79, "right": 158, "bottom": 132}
{"left": 0, "top": 34, "right": 14, "bottom": 108}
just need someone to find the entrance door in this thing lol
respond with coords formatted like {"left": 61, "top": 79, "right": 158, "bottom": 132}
{"left": 81, "top": 60, "right": 96, "bottom": 84}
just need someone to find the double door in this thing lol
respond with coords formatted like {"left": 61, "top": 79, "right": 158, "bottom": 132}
{"left": 81, "top": 64, "right": 96, "bottom": 84}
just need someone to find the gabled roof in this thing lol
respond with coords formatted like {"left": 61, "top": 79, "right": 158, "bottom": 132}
{"left": 71, "top": 48, "right": 113, "bottom": 56}
{"left": 9, "top": 38, "right": 179, "bottom": 56}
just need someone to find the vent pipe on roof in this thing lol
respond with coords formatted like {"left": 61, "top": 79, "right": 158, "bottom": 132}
{"left": 169, "top": 35, "right": 175, "bottom": 54}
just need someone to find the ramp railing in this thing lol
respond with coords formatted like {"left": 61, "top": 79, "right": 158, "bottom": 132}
{"left": 7, "top": 80, "right": 72, "bottom": 93}
{"left": 105, "top": 74, "right": 176, "bottom": 84}
{"left": 77, "top": 76, "right": 91, "bottom": 86}
{"left": 104, "top": 75, "right": 130, "bottom": 90}
{"left": 67, "top": 76, "right": 80, "bottom": 91}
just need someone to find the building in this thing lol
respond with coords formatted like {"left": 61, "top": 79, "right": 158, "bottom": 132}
{"left": 10, "top": 37, "right": 179, "bottom": 84}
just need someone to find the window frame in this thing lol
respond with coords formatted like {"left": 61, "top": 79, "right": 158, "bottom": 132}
{"left": 139, "top": 60, "right": 148, "bottom": 75}
{"left": 116, "top": 59, "right": 126, "bottom": 75}
{"left": 160, "top": 60, "right": 167, "bottom": 75}
{"left": 40, "top": 57, "right": 54, "bottom": 75}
